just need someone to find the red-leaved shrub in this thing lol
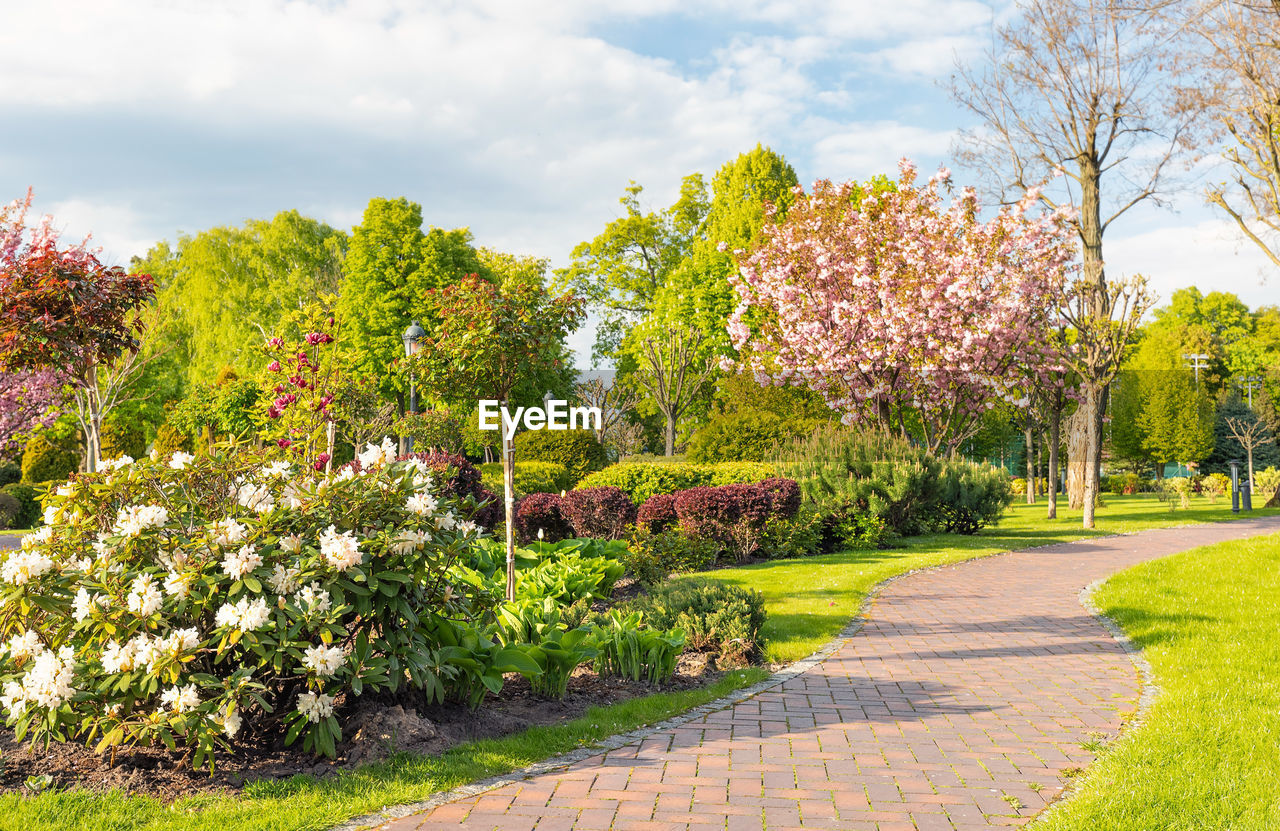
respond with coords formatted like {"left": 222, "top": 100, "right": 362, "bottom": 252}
{"left": 757, "top": 477, "right": 801, "bottom": 519}
{"left": 515, "top": 492, "right": 574, "bottom": 543}
{"left": 562, "top": 486, "right": 636, "bottom": 540}
{"left": 637, "top": 493, "right": 678, "bottom": 533}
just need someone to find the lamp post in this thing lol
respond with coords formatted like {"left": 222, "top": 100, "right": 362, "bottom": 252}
{"left": 1182, "top": 353, "right": 1211, "bottom": 386}
{"left": 402, "top": 321, "right": 425, "bottom": 453}
{"left": 1242, "top": 375, "right": 1262, "bottom": 409}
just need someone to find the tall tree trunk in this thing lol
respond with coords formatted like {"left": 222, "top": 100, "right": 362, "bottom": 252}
{"left": 664, "top": 412, "right": 676, "bottom": 456}
{"left": 1025, "top": 423, "right": 1036, "bottom": 504}
{"left": 1047, "top": 395, "right": 1060, "bottom": 519}
{"left": 1067, "top": 162, "right": 1107, "bottom": 510}
{"left": 1081, "top": 383, "right": 1104, "bottom": 529}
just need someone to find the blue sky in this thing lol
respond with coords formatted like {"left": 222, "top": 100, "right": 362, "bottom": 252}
{"left": 3, "top": 1, "right": 1275, "bottom": 363}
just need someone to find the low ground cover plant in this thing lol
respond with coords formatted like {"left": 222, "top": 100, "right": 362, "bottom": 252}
{"left": 617, "top": 578, "right": 767, "bottom": 667}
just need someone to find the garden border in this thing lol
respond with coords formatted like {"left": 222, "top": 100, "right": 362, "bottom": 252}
{"left": 333, "top": 530, "right": 1119, "bottom": 831}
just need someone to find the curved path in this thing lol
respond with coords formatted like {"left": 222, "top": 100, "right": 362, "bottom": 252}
{"left": 372, "top": 517, "right": 1280, "bottom": 831}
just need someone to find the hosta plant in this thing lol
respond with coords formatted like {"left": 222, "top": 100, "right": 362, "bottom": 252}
{"left": 0, "top": 438, "right": 494, "bottom": 769}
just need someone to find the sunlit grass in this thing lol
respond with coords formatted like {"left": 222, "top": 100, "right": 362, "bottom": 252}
{"left": 697, "top": 493, "right": 1277, "bottom": 662}
{"left": 1037, "top": 532, "right": 1280, "bottom": 830}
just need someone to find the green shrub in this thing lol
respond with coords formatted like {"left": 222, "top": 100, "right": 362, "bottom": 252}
{"left": 99, "top": 414, "right": 148, "bottom": 462}
{"left": 153, "top": 423, "right": 192, "bottom": 456}
{"left": 0, "top": 493, "right": 20, "bottom": 530}
{"left": 1256, "top": 467, "right": 1280, "bottom": 503}
{"left": 0, "top": 461, "right": 19, "bottom": 488}
{"left": 620, "top": 578, "right": 767, "bottom": 667}
{"left": 0, "top": 483, "right": 42, "bottom": 530}
{"left": 687, "top": 411, "right": 790, "bottom": 463}
{"left": 0, "top": 448, "right": 501, "bottom": 767}
{"left": 514, "top": 429, "right": 607, "bottom": 485}
{"left": 758, "top": 509, "right": 823, "bottom": 558}
{"left": 776, "top": 426, "right": 1011, "bottom": 536}
{"left": 578, "top": 461, "right": 777, "bottom": 505}
{"left": 1201, "top": 472, "right": 1230, "bottom": 503}
{"left": 587, "top": 611, "right": 684, "bottom": 684}
{"left": 21, "top": 432, "right": 79, "bottom": 484}
{"left": 622, "top": 527, "right": 718, "bottom": 585}
{"left": 480, "top": 461, "right": 572, "bottom": 497}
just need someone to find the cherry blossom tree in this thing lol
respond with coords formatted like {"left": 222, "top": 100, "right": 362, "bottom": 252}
{"left": 0, "top": 367, "right": 63, "bottom": 456}
{"left": 726, "top": 161, "right": 1076, "bottom": 455}
{"left": 0, "top": 189, "right": 155, "bottom": 471}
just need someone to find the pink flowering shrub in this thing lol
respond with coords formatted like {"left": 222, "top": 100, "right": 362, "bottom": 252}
{"left": 0, "top": 439, "right": 493, "bottom": 769}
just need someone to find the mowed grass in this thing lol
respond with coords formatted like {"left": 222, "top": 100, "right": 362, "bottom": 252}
{"left": 696, "top": 493, "right": 1278, "bottom": 662}
{"left": 1, "top": 493, "right": 1270, "bottom": 830}
{"left": 1038, "top": 532, "right": 1280, "bottom": 830}
{"left": 0, "top": 669, "right": 767, "bottom": 831}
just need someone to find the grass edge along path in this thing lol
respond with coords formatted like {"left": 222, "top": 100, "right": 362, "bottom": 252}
{"left": 1033, "top": 531, "right": 1280, "bottom": 831}
{"left": 697, "top": 494, "right": 1279, "bottom": 663}
{"left": 0, "top": 494, "right": 1273, "bottom": 831}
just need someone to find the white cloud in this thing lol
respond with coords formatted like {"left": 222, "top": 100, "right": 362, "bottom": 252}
{"left": 811, "top": 121, "right": 956, "bottom": 181}
{"left": 1105, "top": 218, "right": 1278, "bottom": 312}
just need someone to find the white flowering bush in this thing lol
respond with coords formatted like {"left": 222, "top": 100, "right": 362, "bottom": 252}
{"left": 0, "top": 438, "right": 494, "bottom": 768}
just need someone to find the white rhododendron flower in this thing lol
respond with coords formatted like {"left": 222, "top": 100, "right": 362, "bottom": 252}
{"left": 268, "top": 563, "right": 302, "bottom": 594}
{"left": 161, "top": 683, "right": 200, "bottom": 713}
{"left": 43, "top": 505, "right": 58, "bottom": 525}
{"left": 282, "top": 482, "right": 306, "bottom": 510}
{"left": 293, "top": 582, "right": 331, "bottom": 615}
{"left": 101, "top": 639, "right": 134, "bottom": 673}
{"left": 261, "top": 461, "right": 291, "bottom": 478}
{"left": 333, "top": 467, "right": 356, "bottom": 482}
{"left": 168, "top": 450, "right": 195, "bottom": 470}
{"left": 8, "top": 646, "right": 77, "bottom": 711}
{"left": 100, "top": 455, "right": 134, "bottom": 472}
{"left": 72, "top": 587, "right": 108, "bottom": 621}
{"left": 55, "top": 483, "right": 75, "bottom": 498}
{"left": 390, "top": 529, "right": 428, "bottom": 556}
{"left": 161, "top": 628, "right": 201, "bottom": 654}
{"left": 437, "top": 512, "right": 458, "bottom": 531}
{"left": 210, "top": 518, "right": 248, "bottom": 547}
{"left": 406, "top": 493, "right": 438, "bottom": 517}
{"left": 163, "top": 571, "right": 193, "bottom": 597}
{"left": 302, "top": 644, "right": 345, "bottom": 677}
{"left": 223, "top": 708, "right": 243, "bottom": 738}
{"left": 237, "top": 482, "right": 275, "bottom": 514}
{"left": 2, "top": 549, "right": 54, "bottom": 585}
{"left": 112, "top": 504, "right": 169, "bottom": 539}
{"left": 456, "top": 520, "right": 479, "bottom": 537}
{"left": 356, "top": 436, "right": 397, "bottom": 469}
{"left": 0, "top": 680, "right": 25, "bottom": 715}
{"left": 319, "top": 526, "right": 361, "bottom": 571}
{"left": 215, "top": 596, "right": 272, "bottom": 632}
{"left": 5, "top": 630, "right": 43, "bottom": 660}
{"left": 221, "top": 544, "right": 263, "bottom": 580}
{"left": 279, "top": 534, "right": 304, "bottom": 553}
{"left": 297, "top": 691, "right": 335, "bottom": 723}
{"left": 126, "top": 574, "right": 163, "bottom": 617}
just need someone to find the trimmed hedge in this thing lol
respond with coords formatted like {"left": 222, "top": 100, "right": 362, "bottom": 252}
{"left": 480, "top": 461, "right": 573, "bottom": 497}
{"left": 514, "top": 429, "right": 607, "bottom": 485}
{"left": 0, "top": 461, "right": 19, "bottom": 487}
{"left": 0, "top": 482, "right": 43, "bottom": 530}
{"left": 636, "top": 493, "right": 678, "bottom": 533}
{"left": 687, "top": 411, "right": 793, "bottom": 463}
{"left": 561, "top": 487, "right": 636, "bottom": 540}
{"left": 577, "top": 461, "right": 776, "bottom": 505}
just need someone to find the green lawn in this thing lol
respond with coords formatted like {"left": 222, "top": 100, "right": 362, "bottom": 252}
{"left": 1037, "top": 532, "right": 1280, "bottom": 830}
{"left": 0, "top": 493, "right": 1269, "bottom": 830}
{"left": 696, "top": 493, "right": 1277, "bottom": 662}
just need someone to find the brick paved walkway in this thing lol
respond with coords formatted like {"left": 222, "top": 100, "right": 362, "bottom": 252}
{"left": 373, "top": 517, "right": 1280, "bottom": 831}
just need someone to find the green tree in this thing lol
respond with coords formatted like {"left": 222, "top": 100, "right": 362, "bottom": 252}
{"left": 556, "top": 176, "right": 709, "bottom": 362}
{"left": 1138, "top": 370, "right": 1215, "bottom": 471}
{"left": 141, "top": 210, "right": 347, "bottom": 388}
{"left": 336, "top": 197, "right": 486, "bottom": 401}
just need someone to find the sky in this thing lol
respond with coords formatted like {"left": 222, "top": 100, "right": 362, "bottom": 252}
{"left": 2, "top": 0, "right": 1276, "bottom": 364}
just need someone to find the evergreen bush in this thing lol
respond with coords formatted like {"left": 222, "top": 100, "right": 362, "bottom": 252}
{"left": 514, "top": 429, "right": 607, "bottom": 485}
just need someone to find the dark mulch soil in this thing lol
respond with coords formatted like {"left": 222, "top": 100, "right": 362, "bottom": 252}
{"left": 0, "top": 654, "right": 721, "bottom": 803}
